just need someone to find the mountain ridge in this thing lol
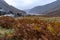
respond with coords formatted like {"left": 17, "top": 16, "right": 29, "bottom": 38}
{"left": 0, "top": 0, "right": 26, "bottom": 17}
{"left": 28, "top": 0, "right": 60, "bottom": 15}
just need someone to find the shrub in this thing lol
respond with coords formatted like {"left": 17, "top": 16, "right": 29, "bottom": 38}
{"left": 0, "top": 16, "right": 16, "bottom": 29}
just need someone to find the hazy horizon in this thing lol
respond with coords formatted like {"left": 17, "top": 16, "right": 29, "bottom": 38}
{"left": 4, "top": 0, "right": 56, "bottom": 10}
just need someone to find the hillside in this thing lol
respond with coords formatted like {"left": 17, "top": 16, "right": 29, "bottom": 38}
{"left": 45, "top": 8, "right": 60, "bottom": 16}
{"left": 28, "top": 0, "right": 60, "bottom": 15}
{"left": 0, "top": 0, "right": 26, "bottom": 17}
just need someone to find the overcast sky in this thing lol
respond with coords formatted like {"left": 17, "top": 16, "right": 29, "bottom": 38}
{"left": 4, "top": 0, "right": 56, "bottom": 10}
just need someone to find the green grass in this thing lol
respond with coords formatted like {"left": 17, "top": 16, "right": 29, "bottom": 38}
{"left": 0, "top": 27, "right": 14, "bottom": 37}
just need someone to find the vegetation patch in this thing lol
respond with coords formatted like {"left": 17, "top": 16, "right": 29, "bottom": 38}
{"left": 0, "top": 16, "right": 60, "bottom": 40}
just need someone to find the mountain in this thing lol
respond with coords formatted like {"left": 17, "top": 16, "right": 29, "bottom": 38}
{"left": 0, "top": 0, "right": 26, "bottom": 17}
{"left": 28, "top": 0, "right": 60, "bottom": 15}
{"left": 45, "top": 6, "right": 60, "bottom": 16}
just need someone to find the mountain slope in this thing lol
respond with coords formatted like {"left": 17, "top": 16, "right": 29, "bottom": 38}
{"left": 45, "top": 7, "right": 60, "bottom": 16}
{"left": 0, "top": 0, "right": 26, "bottom": 16}
{"left": 28, "top": 0, "right": 60, "bottom": 14}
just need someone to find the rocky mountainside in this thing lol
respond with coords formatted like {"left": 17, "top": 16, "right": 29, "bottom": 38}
{"left": 0, "top": 0, "right": 26, "bottom": 17}
{"left": 28, "top": 0, "right": 60, "bottom": 15}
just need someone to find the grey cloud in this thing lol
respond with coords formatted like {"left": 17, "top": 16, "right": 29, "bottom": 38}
{"left": 5, "top": 0, "right": 56, "bottom": 10}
